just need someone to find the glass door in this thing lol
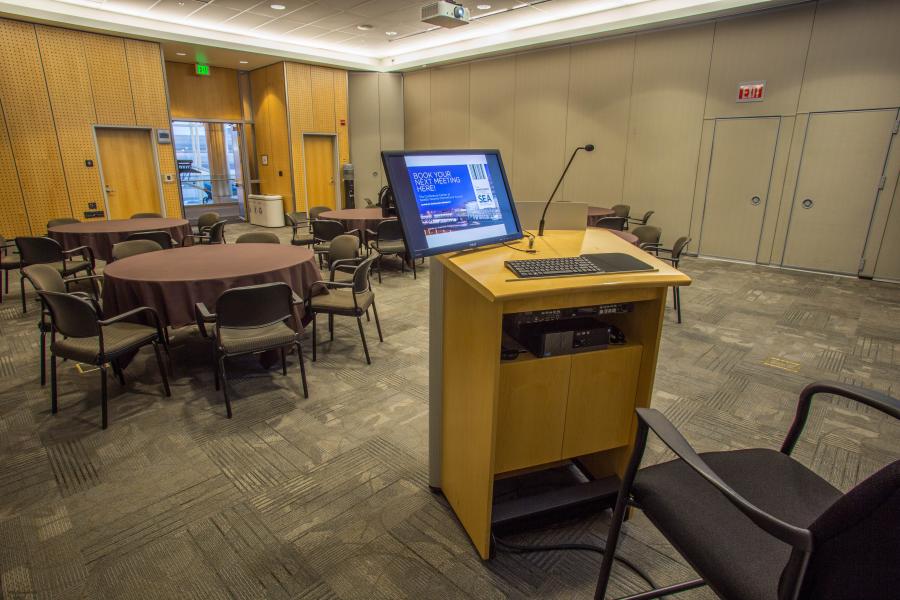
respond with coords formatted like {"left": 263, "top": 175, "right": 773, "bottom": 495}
{"left": 173, "top": 121, "right": 246, "bottom": 221}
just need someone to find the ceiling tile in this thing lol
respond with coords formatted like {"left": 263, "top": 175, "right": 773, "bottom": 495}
{"left": 221, "top": 11, "right": 273, "bottom": 28}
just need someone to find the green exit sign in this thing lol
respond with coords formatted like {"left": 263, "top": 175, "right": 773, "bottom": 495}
{"left": 195, "top": 64, "right": 210, "bottom": 76}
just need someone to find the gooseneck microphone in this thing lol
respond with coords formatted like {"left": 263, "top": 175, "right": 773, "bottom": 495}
{"left": 537, "top": 144, "right": 595, "bottom": 236}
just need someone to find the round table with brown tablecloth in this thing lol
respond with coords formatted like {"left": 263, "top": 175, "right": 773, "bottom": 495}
{"left": 318, "top": 208, "right": 386, "bottom": 241}
{"left": 586, "top": 207, "right": 616, "bottom": 227}
{"left": 609, "top": 229, "right": 640, "bottom": 245}
{"left": 101, "top": 244, "right": 322, "bottom": 328}
{"left": 48, "top": 218, "right": 192, "bottom": 262}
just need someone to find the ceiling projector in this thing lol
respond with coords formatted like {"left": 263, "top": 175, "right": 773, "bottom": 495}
{"left": 422, "top": 1, "right": 471, "bottom": 28}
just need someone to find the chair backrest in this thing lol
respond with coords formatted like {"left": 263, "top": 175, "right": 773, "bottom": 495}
{"left": 286, "top": 211, "right": 308, "bottom": 225}
{"left": 312, "top": 219, "right": 345, "bottom": 242}
{"left": 595, "top": 217, "right": 627, "bottom": 231}
{"left": 236, "top": 231, "right": 280, "bottom": 244}
{"left": 112, "top": 239, "right": 162, "bottom": 261}
{"left": 208, "top": 220, "right": 228, "bottom": 243}
{"left": 328, "top": 234, "right": 360, "bottom": 263}
{"left": 515, "top": 201, "right": 588, "bottom": 231}
{"left": 671, "top": 236, "right": 691, "bottom": 260}
{"left": 38, "top": 290, "right": 100, "bottom": 338}
{"left": 127, "top": 230, "right": 173, "bottom": 249}
{"left": 788, "top": 459, "right": 900, "bottom": 600}
{"left": 47, "top": 217, "right": 80, "bottom": 229}
{"left": 632, "top": 225, "right": 661, "bottom": 246}
{"left": 196, "top": 212, "right": 220, "bottom": 230}
{"left": 309, "top": 206, "right": 332, "bottom": 221}
{"left": 131, "top": 212, "right": 162, "bottom": 219}
{"left": 638, "top": 210, "right": 654, "bottom": 225}
{"left": 376, "top": 218, "right": 405, "bottom": 241}
{"left": 215, "top": 282, "right": 294, "bottom": 330}
{"left": 16, "top": 237, "right": 63, "bottom": 266}
{"left": 611, "top": 204, "right": 631, "bottom": 218}
{"left": 22, "top": 264, "right": 66, "bottom": 294}
{"left": 352, "top": 255, "right": 377, "bottom": 294}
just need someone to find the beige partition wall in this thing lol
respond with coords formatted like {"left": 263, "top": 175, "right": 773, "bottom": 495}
{"left": 402, "top": 0, "right": 900, "bottom": 278}
{"left": 348, "top": 72, "right": 403, "bottom": 207}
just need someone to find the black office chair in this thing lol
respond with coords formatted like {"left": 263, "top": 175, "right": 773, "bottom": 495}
{"left": 235, "top": 231, "right": 280, "bottom": 244}
{"left": 111, "top": 239, "right": 163, "bottom": 261}
{"left": 595, "top": 217, "right": 628, "bottom": 231}
{"left": 627, "top": 210, "right": 654, "bottom": 228}
{"left": 596, "top": 381, "right": 900, "bottom": 600}
{"left": 367, "top": 219, "right": 414, "bottom": 282}
{"left": 631, "top": 225, "right": 662, "bottom": 253}
{"left": 0, "top": 235, "right": 21, "bottom": 304}
{"left": 127, "top": 230, "right": 176, "bottom": 249}
{"left": 285, "top": 212, "right": 314, "bottom": 247}
{"left": 16, "top": 237, "right": 96, "bottom": 314}
{"left": 195, "top": 282, "right": 308, "bottom": 418}
{"left": 39, "top": 290, "right": 170, "bottom": 429}
{"left": 186, "top": 219, "right": 227, "bottom": 244}
{"left": 312, "top": 219, "right": 358, "bottom": 268}
{"left": 194, "top": 211, "right": 220, "bottom": 236}
{"left": 655, "top": 236, "right": 690, "bottom": 324}
{"left": 610, "top": 204, "right": 630, "bottom": 219}
{"left": 308, "top": 206, "right": 332, "bottom": 221}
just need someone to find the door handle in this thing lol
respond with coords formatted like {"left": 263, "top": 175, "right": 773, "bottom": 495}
{"left": 750, "top": 196, "right": 761, "bottom": 206}
{"left": 801, "top": 198, "right": 814, "bottom": 209}
{"left": 105, "top": 185, "right": 114, "bottom": 193}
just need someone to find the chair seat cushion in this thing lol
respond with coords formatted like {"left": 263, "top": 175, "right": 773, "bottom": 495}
{"left": 309, "top": 289, "right": 373, "bottom": 314}
{"left": 633, "top": 448, "right": 841, "bottom": 600}
{"left": 291, "top": 233, "right": 314, "bottom": 246}
{"left": 369, "top": 239, "right": 406, "bottom": 254}
{"left": 59, "top": 260, "right": 92, "bottom": 275}
{"left": 313, "top": 242, "right": 331, "bottom": 252}
{"left": 217, "top": 321, "right": 297, "bottom": 354}
{"left": 52, "top": 322, "right": 157, "bottom": 363}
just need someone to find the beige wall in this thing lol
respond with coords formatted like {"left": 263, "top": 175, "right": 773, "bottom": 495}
{"left": 348, "top": 72, "right": 403, "bottom": 207}
{"left": 403, "top": 0, "right": 900, "bottom": 280}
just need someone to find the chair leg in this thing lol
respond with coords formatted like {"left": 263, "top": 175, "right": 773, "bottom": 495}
{"left": 371, "top": 301, "right": 383, "bottom": 342}
{"left": 412, "top": 255, "right": 417, "bottom": 280}
{"left": 40, "top": 330, "right": 47, "bottom": 387}
{"left": 311, "top": 314, "right": 317, "bottom": 362}
{"left": 328, "top": 314, "right": 334, "bottom": 341}
{"left": 295, "top": 341, "right": 308, "bottom": 398}
{"left": 112, "top": 360, "right": 126, "bottom": 386}
{"left": 675, "top": 287, "right": 682, "bottom": 324}
{"left": 212, "top": 343, "right": 220, "bottom": 390}
{"left": 377, "top": 255, "right": 383, "bottom": 284}
{"left": 20, "top": 274, "right": 27, "bottom": 314}
{"left": 280, "top": 346, "right": 287, "bottom": 376}
{"left": 50, "top": 353, "right": 58, "bottom": 414}
{"left": 356, "top": 316, "right": 371, "bottom": 364}
{"left": 365, "top": 308, "right": 370, "bottom": 322}
{"left": 100, "top": 364, "right": 108, "bottom": 429}
{"left": 153, "top": 341, "right": 170, "bottom": 397}
{"left": 218, "top": 354, "right": 231, "bottom": 418}
{"left": 4, "top": 268, "right": 8, "bottom": 293}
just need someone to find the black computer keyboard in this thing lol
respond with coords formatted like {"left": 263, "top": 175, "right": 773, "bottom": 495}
{"left": 505, "top": 256, "right": 604, "bottom": 279}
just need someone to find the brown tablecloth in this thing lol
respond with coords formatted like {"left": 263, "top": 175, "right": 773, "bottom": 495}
{"left": 586, "top": 207, "right": 616, "bottom": 227}
{"left": 319, "top": 208, "right": 386, "bottom": 241}
{"left": 609, "top": 230, "right": 639, "bottom": 245}
{"left": 48, "top": 218, "right": 192, "bottom": 262}
{"left": 101, "top": 244, "right": 321, "bottom": 328}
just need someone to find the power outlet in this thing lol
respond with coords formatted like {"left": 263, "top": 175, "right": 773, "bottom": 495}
{"left": 164, "top": 174, "right": 175, "bottom": 183}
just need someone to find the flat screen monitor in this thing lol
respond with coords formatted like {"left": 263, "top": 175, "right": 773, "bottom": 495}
{"left": 381, "top": 150, "right": 523, "bottom": 258}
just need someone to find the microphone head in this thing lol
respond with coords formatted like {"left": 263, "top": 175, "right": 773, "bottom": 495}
{"left": 584, "top": 144, "right": 595, "bottom": 152}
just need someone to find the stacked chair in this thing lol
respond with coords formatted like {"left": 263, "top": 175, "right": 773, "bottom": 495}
{"left": 16, "top": 237, "right": 96, "bottom": 314}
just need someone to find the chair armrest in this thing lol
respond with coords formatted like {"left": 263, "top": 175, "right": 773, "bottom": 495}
{"left": 781, "top": 381, "right": 900, "bottom": 455}
{"left": 365, "top": 228, "right": 378, "bottom": 239}
{"left": 62, "top": 245, "right": 95, "bottom": 267}
{"left": 653, "top": 247, "right": 674, "bottom": 255}
{"left": 308, "top": 279, "right": 353, "bottom": 298}
{"left": 194, "top": 302, "right": 215, "bottom": 338}
{"left": 637, "top": 407, "right": 814, "bottom": 551}
{"left": 99, "top": 305, "right": 166, "bottom": 344}
{"left": 291, "top": 292, "right": 303, "bottom": 305}
{"left": 639, "top": 242, "right": 663, "bottom": 250}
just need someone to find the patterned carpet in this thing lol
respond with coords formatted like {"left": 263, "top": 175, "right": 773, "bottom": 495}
{"left": 1, "top": 223, "right": 898, "bottom": 599}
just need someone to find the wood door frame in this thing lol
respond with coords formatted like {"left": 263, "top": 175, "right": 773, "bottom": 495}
{"left": 301, "top": 132, "right": 341, "bottom": 213}
{"left": 92, "top": 125, "right": 166, "bottom": 219}
{"left": 697, "top": 116, "right": 782, "bottom": 263}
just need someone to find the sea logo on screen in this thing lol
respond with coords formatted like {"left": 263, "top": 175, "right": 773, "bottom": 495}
{"left": 467, "top": 163, "right": 497, "bottom": 210}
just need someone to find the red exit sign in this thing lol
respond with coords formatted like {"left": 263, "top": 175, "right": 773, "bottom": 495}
{"left": 737, "top": 81, "right": 765, "bottom": 102}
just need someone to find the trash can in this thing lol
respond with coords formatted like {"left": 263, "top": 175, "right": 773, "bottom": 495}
{"left": 247, "top": 194, "right": 285, "bottom": 228}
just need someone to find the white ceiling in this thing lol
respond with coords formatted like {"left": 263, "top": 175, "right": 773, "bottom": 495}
{"left": 0, "top": 0, "right": 797, "bottom": 70}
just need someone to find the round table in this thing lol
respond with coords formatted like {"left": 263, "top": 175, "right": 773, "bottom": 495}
{"left": 609, "top": 229, "right": 639, "bottom": 245}
{"left": 48, "top": 218, "right": 192, "bottom": 262}
{"left": 101, "top": 244, "right": 321, "bottom": 328}
{"left": 586, "top": 207, "right": 616, "bottom": 227}
{"left": 319, "top": 208, "right": 386, "bottom": 239}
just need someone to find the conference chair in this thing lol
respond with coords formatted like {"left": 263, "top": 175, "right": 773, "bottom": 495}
{"left": 308, "top": 205, "right": 332, "bottom": 221}
{"left": 595, "top": 217, "right": 628, "bottom": 231}
{"left": 610, "top": 204, "right": 630, "bottom": 218}
{"left": 327, "top": 234, "right": 362, "bottom": 284}
{"left": 39, "top": 290, "right": 170, "bottom": 429}
{"left": 46, "top": 217, "right": 80, "bottom": 229}
{"left": 307, "top": 255, "right": 382, "bottom": 365}
{"left": 284, "top": 212, "right": 314, "bottom": 247}
{"left": 186, "top": 219, "right": 227, "bottom": 244}
{"left": 235, "top": 231, "right": 280, "bottom": 244}
{"left": 194, "top": 211, "right": 220, "bottom": 236}
{"left": 631, "top": 225, "right": 662, "bottom": 253}
{"left": 130, "top": 212, "right": 162, "bottom": 219}
{"left": 126, "top": 230, "right": 176, "bottom": 249}
{"left": 0, "top": 235, "right": 21, "bottom": 304}
{"left": 111, "top": 239, "right": 163, "bottom": 261}
{"left": 596, "top": 381, "right": 900, "bottom": 600}
{"left": 628, "top": 210, "right": 654, "bottom": 229}
{"left": 16, "top": 237, "right": 96, "bottom": 314}
{"left": 366, "top": 219, "right": 414, "bottom": 282}
{"left": 194, "top": 282, "right": 309, "bottom": 418}
{"left": 655, "top": 236, "right": 691, "bottom": 324}
{"left": 312, "top": 219, "right": 357, "bottom": 268}
{"left": 22, "top": 264, "right": 103, "bottom": 387}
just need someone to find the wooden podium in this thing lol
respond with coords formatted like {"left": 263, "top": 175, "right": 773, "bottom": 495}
{"left": 428, "top": 229, "right": 690, "bottom": 559}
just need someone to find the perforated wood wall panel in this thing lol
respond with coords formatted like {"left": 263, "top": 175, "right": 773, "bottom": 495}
{"left": 285, "top": 63, "right": 308, "bottom": 210}
{"left": 333, "top": 70, "right": 349, "bottom": 166}
{"left": 310, "top": 66, "right": 336, "bottom": 133}
{"left": 36, "top": 25, "right": 103, "bottom": 221}
{"left": 83, "top": 33, "right": 136, "bottom": 126}
{"left": 0, "top": 111, "right": 29, "bottom": 238}
{"left": 0, "top": 18, "right": 71, "bottom": 233}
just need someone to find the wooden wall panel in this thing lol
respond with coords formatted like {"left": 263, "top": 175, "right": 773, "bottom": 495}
{"left": 705, "top": 4, "right": 814, "bottom": 118}
{"left": 513, "top": 47, "right": 571, "bottom": 204}
{"left": 83, "top": 33, "right": 136, "bottom": 126}
{"left": 798, "top": 0, "right": 900, "bottom": 113}
{"left": 0, "top": 112, "right": 29, "bottom": 237}
{"left": 165, "top": 61, "right": 242, "bottom": 121}
{"left": 430, "top": 65, "right": 469, "bottom": 149}
{"left": 285, "top": 62, "right": 309, "bottom": 211}
{"left": 36, "top": 25, "right": 103, "bottom": 221}
{"left": 252, "top": 63, "right": 292, "bottom": 211}
{"left": 469, "top": 57, "right": 517, "bottom": 181}
{"left": 310, "top": 66, "right": 336, "bottom": 133}
{"left": 563, "top": 37, "right": 634, "bottom": 207}
{"left": 622, "top": 24, "right": 714, "bottom": 244}
{"left": 0, "top": 19, "right": 71, "bottom": 233}
{"left": 403, "top": 70, "right": 431, "bottom": 149}
{"left": 334, "top": 69, "right": 350, "bottom": 166}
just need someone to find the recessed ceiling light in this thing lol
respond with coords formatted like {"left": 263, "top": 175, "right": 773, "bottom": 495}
{"left": 270, "top": 3, "right": 286, "bottom": 10}
{"left": 477, "top": 3, "right": 492, "bottom": 9}
{"left": 175, "top": 52, "right": 186, "bottom": 56}
{"left": 357, "top": 24, "right": 374, "bottom": 31}
{"left": 239, "top": 60, "right": 249, "bottom": 64}
{"left": 385, "top": 31, "right": 397, "bottom": 36}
